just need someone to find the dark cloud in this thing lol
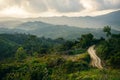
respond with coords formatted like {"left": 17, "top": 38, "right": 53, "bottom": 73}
{"left": 46, "top": 0, "right": 84, "bottom": 12}
{"left": 24, "top": 0, "right": 48, "bottom": 12}
{"left": 95, "top": 0, "right": 120, "bottom": 10}
{"left": 0, "top": 0, "right": 120, "bottom": 14}
{"left": 0, "top": 0, "right": 84, "bottom": 13}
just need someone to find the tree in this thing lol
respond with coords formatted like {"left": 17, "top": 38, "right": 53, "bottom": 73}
{"left": 103, "top": 26, "right": 111, "bottom": 37}
{"left": 0, "top": 39, "right": 17, "bottom": 60}
{"left": 33, "top": 52, "right": 39, "bottom": 57}
{"left": 15, "top": 47, "right": 27, "bottom": 60}
{"left": 80, "top": 33, "right": 94, "bottom": 48}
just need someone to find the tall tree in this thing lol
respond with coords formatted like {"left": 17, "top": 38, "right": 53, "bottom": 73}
{"left": 80, "top": 33, "right": 94, "bottom": 48}
{"left": 103, "top": 26, "right": 111, "bottom": 37}
{"left": 15, "top": 47, "right": 27, "bottom": 60}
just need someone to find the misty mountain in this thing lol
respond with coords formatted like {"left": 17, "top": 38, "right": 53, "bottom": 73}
{"left": 0, "top": 10, "right": 120, "bottom": 39}
{"left": 0, "top": 21, "right": 119, "bottom": 39}
{"left": 24, "top": 10, "right": 120, "bottom": 30}
{"left": 0, "top": 10, "right": 120, "bottom": 30}
{"left": 0, "top": 20, "right": 23, "bottom": 29}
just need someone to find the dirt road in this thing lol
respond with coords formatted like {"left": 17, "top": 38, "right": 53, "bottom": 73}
{"left": 88, "top": 45, "right": 103, "bottom": 69}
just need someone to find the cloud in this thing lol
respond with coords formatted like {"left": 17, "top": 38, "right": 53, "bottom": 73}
{"left": 46, "top": 0, "right": 83, "bottom": 12}
{"left": 80, "top": 0, "right": 100, "bottom": 10}
{"left": 13, "top": 0, "right": 84, "bottom": 13}
{"left": 94, "top": 0, "right": 120, "bottom": 10}
{"left": 106, "top": 0, "right": 120, "bottom": 9}
{"left": 22, "top": 0, "right": 48, "bottom": 13}
{"left": 0, "top": 0, "right": 83, "bottom": 13}
{"left": 0, "top": 0, "right": 120, "bottom": 17}
{"left": 80, "top": 0, "right": 120, "bottom": 11}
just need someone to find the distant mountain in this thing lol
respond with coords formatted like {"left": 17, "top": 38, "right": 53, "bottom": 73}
{"left": 0, "top": 20, "right": 23, "bottom": 28}
{"left": 0, "top": 10, "right": 120, "bottom": 30}
{"left": 0, "top": 10, "right": 120, "bottom": 39}
{"left": 0, "top": 21, "right": 119, "bottom": 39}
{"left": 23, "top": 10, "right": 120, "bottom": 30}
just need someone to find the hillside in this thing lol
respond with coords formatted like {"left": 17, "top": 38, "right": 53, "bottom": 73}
{"left": 0, "top": 10, "right": 120, "bottom": 30}
{"left": 26, "top": 10, "right": 120, "bottom": 30}
{"left": 0, "top": 21, "right": 120, "bottom": 39}
{"left": 0, "top": 1, "right": 120, "bottom": 80}
{"left": 0, "top": 10, "right": 120, "bottom": 39}
{"left": 0, "top": 32, "right": 120, "bottom": 80}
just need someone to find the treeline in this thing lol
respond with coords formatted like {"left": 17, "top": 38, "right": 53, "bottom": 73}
{"left": 0, "top": 26, "right": 120, "bottom": 80}
{"left": 0, "top": 26, "right": 120, "bottom": 69}
{"left": 96, "top": 26, "right": 120, "bottom": 68}
{"left": 0, "top": 33, "right": 97, "bottom": 60}
{"left": 0, "top": 33, "right": 62, "bottom": 60}
{"left": 0, "top": 33, "right": 92, "bottom": 80}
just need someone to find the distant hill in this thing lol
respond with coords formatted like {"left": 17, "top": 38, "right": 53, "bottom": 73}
{"left": 24, "top": 10, "right": 120, "bottom": 30}
{"left": 0, "top": 21, "right": 119, "bottom": 39}
{"left": 0, "top": 10, "right": 120, "bottom": 39}
{"left": 0, "top": 10, "right": 120, "bottom": 30}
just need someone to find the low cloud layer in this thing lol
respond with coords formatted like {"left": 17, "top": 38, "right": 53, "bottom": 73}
{"left": 0, "top": 0, "right": 120, "bottom": 17}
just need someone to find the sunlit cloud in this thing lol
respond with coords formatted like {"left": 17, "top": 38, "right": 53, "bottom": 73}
{"left": 0, "top": 6, "right": 30, "bottom": 18}
{"left": 0, "top": 0, "right": 120, "bottom": 18}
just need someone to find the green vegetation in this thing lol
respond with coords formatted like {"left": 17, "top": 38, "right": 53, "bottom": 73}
{"left": 15, "top": 47, "right": 27, "bottom": 61}
{"left": 96, "top": 34, "right": 120, "bottom": 68}
{"left": 0, "top": 54, "right": 90, "bottom": 80}
{"left": 68, "top": 69, "right": 120, "bottom": 80}
{"left": 103, "top": 26, "right": 111, "bottom": 37}
{"left": 96, "top": 26, "right": 120, "bottom": 68}
{"left": 0, "top": 26, "right": 120, "bottom": 80}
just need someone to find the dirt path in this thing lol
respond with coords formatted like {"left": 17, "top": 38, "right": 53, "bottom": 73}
{"left": 88, "top": 45, "right": 103, "bottom": 69}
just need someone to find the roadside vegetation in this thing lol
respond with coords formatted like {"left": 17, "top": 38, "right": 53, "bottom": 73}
{"left": 0, "top": 26, "right": 120, "bottom": 80}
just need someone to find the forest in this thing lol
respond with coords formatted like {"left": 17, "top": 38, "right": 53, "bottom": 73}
{"left": 0, "top": 26, "right": 120, "bottom": 80}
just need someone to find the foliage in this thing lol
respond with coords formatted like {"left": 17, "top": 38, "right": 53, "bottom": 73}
{"left": 68, "top": 69, "right": 120, "bottom": 80}
{"left": 76, "top": 33, "right": 94, "bottom": 48}
{"left": 0, "top": 54, "right": 90, "bottom": 80}
{"left": 96, "top": 33, "right": 120, "bottom": 68}
{"left": 0, "top": 28, "right": 120, "bottom": 80}
{"left": 103, "top": 26, "right": 111, "bottom": 37}
{"left": 0, "top": 37, "right": 18, "bottom": 60}
{"left": 15, "top": 47, "right": 27, "bottom": 61}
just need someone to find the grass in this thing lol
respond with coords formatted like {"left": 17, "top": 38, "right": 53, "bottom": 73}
{"left": 68, "top": 69, "right": 120, "bottom": 80}
{"left": 0, "top": 53, "right": 120, "bottom": 80}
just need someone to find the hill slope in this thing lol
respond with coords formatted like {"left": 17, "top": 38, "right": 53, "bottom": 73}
{"left": 28, "top": 10, "right": 120, "bottom": 30}
{"left": 0, "top": 21, "right": 120, "bottom": 39}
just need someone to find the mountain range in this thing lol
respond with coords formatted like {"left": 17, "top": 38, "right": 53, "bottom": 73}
{"left": 27, "top": 10, "right": 120, "bottom": 30}
{"left": 0, "top": 10, "right": 120, "bottom": 39}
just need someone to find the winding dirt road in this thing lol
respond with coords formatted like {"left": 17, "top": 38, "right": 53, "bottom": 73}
{"left": 88, "top": 45, "right": 103, "bottom": 69}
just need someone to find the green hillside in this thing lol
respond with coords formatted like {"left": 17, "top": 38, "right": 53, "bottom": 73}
{"left": 0, "top": 27, "right": 120, "bottom": 80}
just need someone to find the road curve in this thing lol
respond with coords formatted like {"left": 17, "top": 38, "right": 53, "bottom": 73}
{"left": 88, "top": 45, "right": 103, "bottom": 69}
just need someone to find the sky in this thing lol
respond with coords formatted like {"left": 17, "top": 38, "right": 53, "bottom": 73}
{"left": 0, "top": 0, "right": 120, "bottom": 18}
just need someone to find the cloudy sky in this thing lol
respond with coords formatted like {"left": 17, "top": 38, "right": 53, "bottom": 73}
{"left": 0, "top": 0, "right": 120, "bottom": 18}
